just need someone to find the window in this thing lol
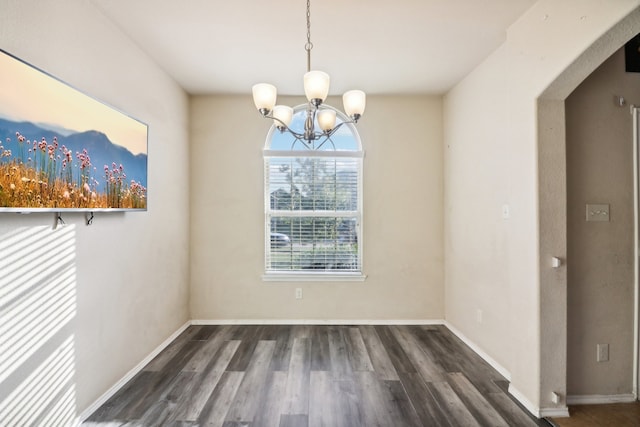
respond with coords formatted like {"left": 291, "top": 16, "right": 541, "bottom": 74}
{"left": 263, "top": 105, "right": 364, "bottom": 281}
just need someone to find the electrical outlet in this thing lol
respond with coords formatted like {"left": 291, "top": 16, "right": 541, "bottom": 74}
{"left": 551, "top": 392, "right": 560, "bottom": 404}
{"left": 586, "top": 204, "right": 609, "bottom": 222}
{"left": 476, "top": 309, "right": 483, "bottom": 323}
{"left": 295, "top": 288, "right": 303, "bottom": 300}
{"left": 597, "top": 343, "right": 609, "bottom": 362}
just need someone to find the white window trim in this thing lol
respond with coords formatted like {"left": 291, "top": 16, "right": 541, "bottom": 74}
{"left": 264, "top": 149, "right": 365, "bottom": 159}
{"left": 262, "top": 271, "right": 367, "bottom": 282}
{"left": 263, "top": 106, "right": 365, "bottom": 281}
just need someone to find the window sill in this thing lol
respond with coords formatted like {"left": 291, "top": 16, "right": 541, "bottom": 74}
{"left": 262, "top": 271, "right": 367, "bottom": 282}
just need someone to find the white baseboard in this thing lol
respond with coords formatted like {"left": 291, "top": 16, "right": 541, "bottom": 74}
{"left": 444, "top": 321, "right": 511, "bottom": 382}
{"left": 539, "top": 407, "right": 570, "bottom": 418}
{"left": 78, "top": 320, "right": 191, "bottom": 424}
{"left": 567, "top": 393, "right": 637, "bottom": 405}
{"left": 191, "top": 318, "right": 445, "bottom": 325}
{"left": 444, "top": 323, "right": 567, "bottom": 419}
{"left": 507, "top": 384, "right": 570, "bottom": 418}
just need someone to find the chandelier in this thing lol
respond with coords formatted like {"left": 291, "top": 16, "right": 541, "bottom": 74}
{"left": 251, "top": 0, "right": 366, "bottom": 145}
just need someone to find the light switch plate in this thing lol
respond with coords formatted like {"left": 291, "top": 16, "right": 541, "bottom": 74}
{"left": 586, "top": 204, "right": 609, "bottom": 222}
{"left": 502, "top": 204, "right": 510, "bottom": 219}
{"left": 597, "top": 343, "right": 609, "bottom": 362}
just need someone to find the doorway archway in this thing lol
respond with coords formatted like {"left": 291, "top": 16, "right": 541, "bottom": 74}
{"left": 538, "top": 7, "right": 640, "bottom": 411}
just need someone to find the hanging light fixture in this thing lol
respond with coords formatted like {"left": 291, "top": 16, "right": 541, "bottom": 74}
{"left": 252, "top": 0, "right": 366, "bottom": 145}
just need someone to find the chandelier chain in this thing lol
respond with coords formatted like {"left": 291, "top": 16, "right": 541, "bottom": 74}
{"left": 305, "top": 0, "right": 313, "bottom": 72}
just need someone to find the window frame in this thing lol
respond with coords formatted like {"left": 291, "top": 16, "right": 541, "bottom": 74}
{"left": 262, "top": 105, "right": 366, "bottom": 282}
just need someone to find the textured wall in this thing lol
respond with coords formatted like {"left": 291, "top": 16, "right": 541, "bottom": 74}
{"left": 538, "top": 7, "right": 640, "bottom": 410}
{"left": 566, "top": 48, "right": 636, "bottom": 397}
{"left": 444, "top": 0, "right": 640, "bottom": 414}
{"left": 189, "top": 95, "right": 444, "bottom": 321}
{"left": 0, "top": 0, "right": 190, "bottom": 421}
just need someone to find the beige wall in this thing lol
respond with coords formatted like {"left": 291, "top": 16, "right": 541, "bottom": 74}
{"left": 0, "top": 0, "right": 190, "bottom": 421}
{"left": 444, "top": 0, "right": 640, "bottom": 415}
{"left": 444, "top": 42, "right": 515, "bottom": 371}
{"left": 190, "top": 95, "right": 444, "bottom": 321}
{"left": 566, "top": 48, "right": 636, "bottom": 397}
{"left": 2, "top": 0, "right": 639, "bottom": 421}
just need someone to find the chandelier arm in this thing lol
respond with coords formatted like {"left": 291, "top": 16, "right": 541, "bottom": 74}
{"left": 322, "top": 120, "right": 357, "bottom": 138}
{"left": 315, "top": 136, "right": 334, "bottom": 151}
{"left": 264, "top": 113, "right": 307, "bottom": 140}
{"left": 325, "top": 121, "right": 346, "bottom": 136}
{"left": 291, "top": 137, "right": 314, "bottom": 151}
{"left": 262, "top": 110, "right": 357, "bottom": 140}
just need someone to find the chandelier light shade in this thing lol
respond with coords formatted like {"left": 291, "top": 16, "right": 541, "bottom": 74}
{"left": 252, "top": 0, "right": 365, "bottom": 146}
{"left": 343, "top": 90, "right": 366, "bottom": 120}
{"left": 252, "top": 83, "right": 277, "bottom": 114}
{"left": 317, "top": 109, "right": 336, "bottom": 131}
{"left": 303, "top": 71, "right": 330, "bottom": 104}
{"left": 272, "top": 105, "right": 294, "bottom": 129}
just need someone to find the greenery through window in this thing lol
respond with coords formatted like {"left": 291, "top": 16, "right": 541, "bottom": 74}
{"left": 264, "top": 106, "right": 363, "bottom": 275}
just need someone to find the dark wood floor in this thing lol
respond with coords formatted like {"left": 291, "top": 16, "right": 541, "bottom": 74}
{"left": 84, "top": 324, "right": 549, "bottom": 427}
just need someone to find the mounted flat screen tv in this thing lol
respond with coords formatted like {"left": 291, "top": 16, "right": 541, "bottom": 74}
{"left": 0, "top": 49, "right": 148, "bottom": 212}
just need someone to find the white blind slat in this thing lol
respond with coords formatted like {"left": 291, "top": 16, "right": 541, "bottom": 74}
{"left": 266, "top": 156, "right": 361, "bottom": 272}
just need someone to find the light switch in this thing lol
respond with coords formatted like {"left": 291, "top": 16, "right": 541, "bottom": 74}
{"left": 586, "top": 204, "right": 609, "bottom": 222}
{"left": 502, "top": 204, "right": 510, "bottom": 219}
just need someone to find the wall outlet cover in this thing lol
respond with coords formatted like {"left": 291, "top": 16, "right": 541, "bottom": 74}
{"left": 586, "top": 204, "right": 610, "bottom": 222}
{"left": 596, "top": 343, "right": 609, "bottom": 362}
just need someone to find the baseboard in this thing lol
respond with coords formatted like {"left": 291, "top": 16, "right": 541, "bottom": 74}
{"left": 191, "top": 318, "right": 446, "bottom": 325}
{"left": 443, "top": 321, "right": 511, "bottom": 381}
{"left": 442, "top": 324, "right": 563, "bottom": 419}
{"left": 567, "top": 393, "right": 637, "bottom": 405}
{"left": 78, "top": 320, "right": 191, "bottom": 423}
{"left": 505, "top": 384, "right": 543, "bottom": 418}
{"left": 539, "top": 407, "right": 570, "bottom": 418}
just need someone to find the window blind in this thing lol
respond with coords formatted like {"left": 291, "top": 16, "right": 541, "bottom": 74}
{"left": 265, "top": 156, "right": 361, "bottom": 272}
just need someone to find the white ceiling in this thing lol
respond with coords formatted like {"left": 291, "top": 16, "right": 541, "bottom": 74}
{"left": 90, "top": 0, "right": 535, "bottom": 96}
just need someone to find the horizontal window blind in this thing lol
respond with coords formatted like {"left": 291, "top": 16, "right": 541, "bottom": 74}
{"left": 265, "top": 156, "right": 361, "bottom": 272}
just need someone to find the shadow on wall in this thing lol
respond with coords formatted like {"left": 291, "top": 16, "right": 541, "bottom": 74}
{"left": 0, "top": 224, "right": 78, "bottom": 425}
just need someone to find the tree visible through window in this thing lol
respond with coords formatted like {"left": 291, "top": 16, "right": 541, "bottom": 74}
{"left": 264, "top": 105, "right": 363, "bottom": 275}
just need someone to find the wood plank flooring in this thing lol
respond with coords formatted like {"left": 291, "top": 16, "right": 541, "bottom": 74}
{"left": 84, "top": 325, "right": 549, "bottom": 427}
{"left": 549, "top": 402, "right": 640, "bottom": 427}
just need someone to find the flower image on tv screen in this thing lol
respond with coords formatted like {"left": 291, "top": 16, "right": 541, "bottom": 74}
{"left": 0, "top": 49, "right": 148, "bottom": 212}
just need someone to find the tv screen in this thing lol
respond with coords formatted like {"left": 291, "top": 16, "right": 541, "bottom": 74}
{"left": 0, "top": 49, "right": 148, "bottom": 212}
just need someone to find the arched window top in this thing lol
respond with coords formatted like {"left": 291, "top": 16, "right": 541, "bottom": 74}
{"left": 264, "top": 104, "right": 362, "bottom": 153}
{"left": 262, "top": 103, "right": 365, "bottom": 279}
